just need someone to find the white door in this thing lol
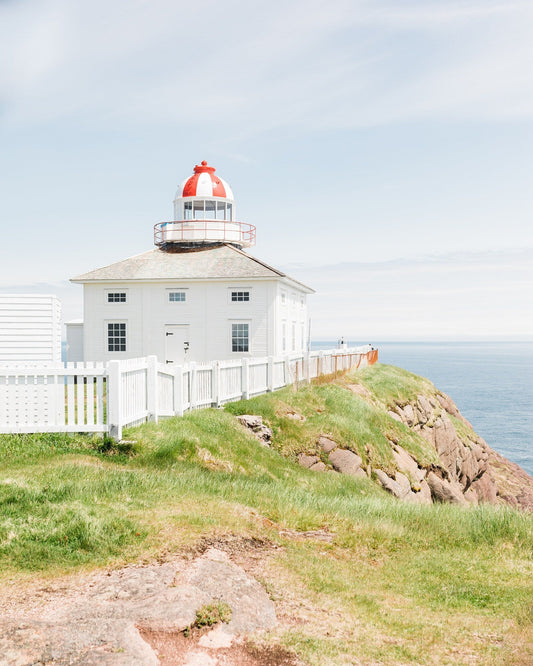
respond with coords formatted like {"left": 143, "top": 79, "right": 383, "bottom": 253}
{"left": 164, "top": 325, "right": 190, "bottom": 365}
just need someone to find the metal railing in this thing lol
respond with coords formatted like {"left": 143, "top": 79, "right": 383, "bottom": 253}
{"left": 154, "top": 219, "right": 256, "bottom": 247}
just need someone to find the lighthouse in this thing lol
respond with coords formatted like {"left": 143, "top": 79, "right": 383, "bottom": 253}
{"left": 68, "top": 162, "right": 313, "bottom": 364}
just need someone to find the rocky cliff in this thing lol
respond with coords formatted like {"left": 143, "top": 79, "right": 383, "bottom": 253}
{"left": 236, "top": 364, "right": 533, "bottom": 511}
{"left": 381, "top": 388, "right": 533, "bottom": 510}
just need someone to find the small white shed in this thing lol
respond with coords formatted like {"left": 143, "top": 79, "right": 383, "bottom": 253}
{"left": 0, "top": 294, "right": 62, "bottom": 363}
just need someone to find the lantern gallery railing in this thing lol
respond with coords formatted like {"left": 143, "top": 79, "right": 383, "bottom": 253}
{"left": 154, "top": 219, "right": 256, "bottom": 248}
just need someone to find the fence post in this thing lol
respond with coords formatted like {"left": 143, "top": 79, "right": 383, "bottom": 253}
{"left": 267, "top": 356, "right": 274, "bottom": 392}
{"left": 107, "top": 360, "right": 122, "bottom": 440}
{"left": 305, "top": 352, "right": 311, "bottom": 384}
{"left": 189, "top": 362, "right": 197, "bottom": 410}
{"left": 173, "top": 365, "right": 184, "bottom": 416}
{"left": 146, "top": 355, "right": 158, "bottom": 423}
{"left": 213, "top": 360, "right": 220, "bottom": 407}
{"left": 284, "top": 356, "right": 290, "bottom": 387}
{"left": 242, "top": 358, "right": 249, "bottom": 399}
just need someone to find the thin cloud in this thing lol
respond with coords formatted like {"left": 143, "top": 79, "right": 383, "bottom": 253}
{"left": 1, "top": 0, "right": 532, "bottom": 131}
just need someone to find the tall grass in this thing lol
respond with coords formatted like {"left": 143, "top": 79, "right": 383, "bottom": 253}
{"left": 0, "top": 365, "right": 532, "bottom": 663}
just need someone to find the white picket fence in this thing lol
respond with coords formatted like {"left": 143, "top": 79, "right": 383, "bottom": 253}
{"left": 0, "top": 348, "right": 378, "bottom": 439}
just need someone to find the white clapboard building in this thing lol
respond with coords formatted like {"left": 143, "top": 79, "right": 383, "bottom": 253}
{"left": 68, "top": 161, "right": 313, "bottom": 365}
{"left": 0, "top": 294, "right": 62, "bottom": 364}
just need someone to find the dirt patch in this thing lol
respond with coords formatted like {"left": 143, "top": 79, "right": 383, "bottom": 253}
{"left": 189, "top": 533, "right": 276, "bottom": 558}
{"left": 139, "top": 627, "right": 299, "bottom": 665}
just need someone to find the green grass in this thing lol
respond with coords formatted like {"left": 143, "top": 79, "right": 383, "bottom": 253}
{"left": 0, "top": 364, "right": 532, "bottom": 664}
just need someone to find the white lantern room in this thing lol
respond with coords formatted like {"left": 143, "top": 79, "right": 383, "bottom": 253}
{"left": 154, "top": 161, "right": 255, "bottom": 248}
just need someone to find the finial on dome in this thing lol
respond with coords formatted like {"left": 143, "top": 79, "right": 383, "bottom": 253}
{"left": 193, "top": 160, "right": 216, "bottom": 175}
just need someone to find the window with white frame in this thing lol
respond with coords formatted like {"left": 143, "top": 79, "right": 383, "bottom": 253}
{"left": 292, "top": 322, "right": 296, "bottom": 351}
{"left": 231, "top": 323, "right": 249, "bottom": 352}
{"left": 282, "top": 322, "right": 287, "bottom": 352}
{"left": 300, "top": 296, "right": 305, "bottom": 308}
{"left": 107, "top": 322, "right": 126, "bottom": 352}
{"left": 107, "top": 292, "right": 126, "bottom": 303}
{"left": 281, "top": 292, "right": 286, "bottom": 305}
{"left": 169, "top": 291, "right": 186, "bottom": 302}
{"left": 231, "top": 291, "right": 250, "bottom": 302}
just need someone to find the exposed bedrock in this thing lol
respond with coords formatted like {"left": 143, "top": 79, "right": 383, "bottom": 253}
{"left": 237, "top": 384, "right": 533, "bottom": 510}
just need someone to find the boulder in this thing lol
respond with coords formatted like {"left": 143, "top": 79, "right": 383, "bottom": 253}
{"left": 318, "top": 435, "right": 337, "bottom": 454}
{"left": 375, "top": 469, "right": 404, "bottom": 498}
{"left": 309, "top": 461, "right": 327, "bottom": 472}
{"left": 412, "top": 479, "right": 433, "bottom": 504}
{"left": 400, "top": 404, "right": 416, "bottom": 427}
{"left": 237, "top": 414, "right": 262, "bottom": 429}
{"left": 388, "top": 410, "right": 403, "bottom": 422}
{"left": 392, "top": 445, "right": 426, "bottom": 483}
{"left": 329, "top": 449, "right": 363, "bottom": 476}
{"left": 298, "top": 454, "right": 320, "bottom": 469}
{"left": 236, "top": 414, "right": 273, "bottom": 445}
{"left": 427, "top": 472, "right": 468, "bottom": 505}
{"left": 464, "top": 487, "right": 479, "bottom": 504}
{"left": 470, "top": 472, "right": 498, "bottom": 504}
{"left": 420, "top": 414, "right": 462, "bottom": 480}
{"left": 416, "top": 394, "right": 434, "bottom": 424}
{"left": 394, "top": 472, "right": 412, "bottom": 499}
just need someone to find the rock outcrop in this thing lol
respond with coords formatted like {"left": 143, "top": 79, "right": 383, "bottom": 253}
{"left": 236, "top": 415, "right": 273, "bottom": 445}
{"left": 0, "top": 548, "right": 277, "bottom": 665}
{"left": 235, "top": 382, "right": 533, "bottom": 511}
{"left": 387, "top": 389, "right": 533, "bottom": 510}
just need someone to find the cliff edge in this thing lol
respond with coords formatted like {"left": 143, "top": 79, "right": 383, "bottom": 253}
{"left": 231, "top": 363, "right": 533, "bottom": 511}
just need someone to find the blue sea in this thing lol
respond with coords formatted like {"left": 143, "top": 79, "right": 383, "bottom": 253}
{"left": 312, "top": 341, "right": 533, "bottom": 477}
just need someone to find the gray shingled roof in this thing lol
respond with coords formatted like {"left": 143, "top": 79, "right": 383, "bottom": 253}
{"left": 71, "top": 243, "right": 314, "bottom": 291}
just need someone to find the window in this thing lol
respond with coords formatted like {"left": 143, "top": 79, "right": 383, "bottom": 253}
{"left": 232, "top": 323, "right": 249, "bottom": 352}
{"left": 281, "top": 292, "right": 286, "bottom": 305}
{"left": 205, "top": 200, "right": 216, "bottom": 219}
{"left": 184, "top": 201, "right": 193, "bottom": 219}
{"left": 108, "top": 323, "right": 126, "bottom": 352}
{"left": 231, "top": 291, "right": 250, "bottom": 302}
{"left": 292, "top": 323, "right": 296, "bottom": 351}
{"left": 169, "top": 291, "right": 186, "bottom": 302}
{"left": 107, "top": 292, "right": 126, "bottom": 303}
{"left": 193, "top": 200, "right": 204, "bottom": 219}
{"left": 300, "top": 296, "right": 305, "bottom": 308}
{"left": 282, "top": 322, "right": 287, "bottom": 352}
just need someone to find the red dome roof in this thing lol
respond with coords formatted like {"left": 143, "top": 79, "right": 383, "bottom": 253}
{"left": 179, "top": 160, "right": 234, "bottom": 199}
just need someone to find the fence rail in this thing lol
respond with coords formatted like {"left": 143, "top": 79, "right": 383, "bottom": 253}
{"left": 0, "top": 348, "right": 378, "bottom": 439}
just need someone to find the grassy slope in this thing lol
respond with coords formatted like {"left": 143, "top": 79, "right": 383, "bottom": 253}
{"left": 0, "top": 364, "right": 532, "bottom": 664}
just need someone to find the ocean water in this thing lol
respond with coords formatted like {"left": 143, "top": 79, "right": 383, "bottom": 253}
{"left": 312, "top": 341, "right": 533, "bottom": 477}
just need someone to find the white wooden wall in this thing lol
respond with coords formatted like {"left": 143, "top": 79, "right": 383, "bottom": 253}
{"left": 79, "top": 278, "right": 309, "bottom": 364}
{"left": 0, "top": 295, "right": 61, "bottom": 363}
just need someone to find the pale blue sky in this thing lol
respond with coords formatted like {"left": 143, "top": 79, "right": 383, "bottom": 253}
{"left": 1, "top": 0, "right": 532, "bottom": 339}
